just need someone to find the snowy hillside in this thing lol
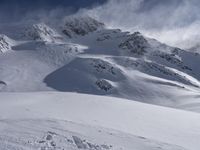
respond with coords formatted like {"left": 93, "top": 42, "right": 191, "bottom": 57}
{"left": 0, "top": 92, "right": 200, "bottom": 150}
{"left": 1, "top": 15, "right": 200, "bottom": 149}
{"left": 0, "top": 16, "right": 200, "bottom": 110}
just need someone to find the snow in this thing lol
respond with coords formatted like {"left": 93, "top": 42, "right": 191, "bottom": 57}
{"left": 0, "top": 15, "right": 200, "bottom": 149}
{"left": 0, "top": 17, "right": 200, "bottom": 110}
{"left": 0, "top": 120, "right": 185, "bottom": 150}
{"left": 25, "top": 23, "right": 62, "bottom": 43}
{"left": 0, "top": 92, "right": 200, "bottom": 150}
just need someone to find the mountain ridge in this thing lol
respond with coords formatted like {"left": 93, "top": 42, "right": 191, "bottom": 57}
{"left": 0, "top": 15, "right": 200, "bottom": 111}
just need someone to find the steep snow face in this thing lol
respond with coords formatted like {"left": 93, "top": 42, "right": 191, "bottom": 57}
{"left": 44, "top": 56, "right": 124, "bottom": 94}
{"left": 0, "top": 42, "right": 87, "bottom": 92}
{"left": 62, "top": 16, "right": 105, "bottom": 38}
{"left": 0, "top": 34, "right": 14, "bottom": 53}
{"left": 25, "top": 23, "right": 62, "bottom": 43}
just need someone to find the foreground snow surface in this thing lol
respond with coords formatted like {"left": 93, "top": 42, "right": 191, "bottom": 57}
{"left": 0, "top": 92, "right": 200, "bottom": 150}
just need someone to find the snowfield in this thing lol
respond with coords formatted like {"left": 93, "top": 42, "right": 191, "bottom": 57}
{"left": 1, "top": 15, "right": 200, "bottom": 149}
{"left": 0, "top": 92, "right": 200, "bottom": 150}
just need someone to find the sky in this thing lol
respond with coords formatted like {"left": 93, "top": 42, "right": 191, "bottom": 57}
{"left": 0, "top": 0, "right": 200, "bottom": 48}
{"left": 81, "top": 0, "right": 200, "bottom": 48}
{"left": 0, "top": 0, "right": 107, "bottom": 10}
{"left": 0, "top": 0, "right": 107, "bottom": 22}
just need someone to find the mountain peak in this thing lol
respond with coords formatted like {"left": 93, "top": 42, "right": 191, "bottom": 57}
{"left": 25, "top": 23, "right": 62, "bottom": 43}
{"left": 62, "top": 15, "right": 105, "bottom": 38}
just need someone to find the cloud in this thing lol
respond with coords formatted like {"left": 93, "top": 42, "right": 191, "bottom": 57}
{"left": 0, "top": 0, "right": 107, "bottom": 23}
{"left": 80, "top": 0, "right": 200, "bottom": 49}
{"left": 0, "top": 0, "right": 199, "bottom": 49}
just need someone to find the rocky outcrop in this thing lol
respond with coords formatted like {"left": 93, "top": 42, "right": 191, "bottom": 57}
{"left": 25, "top": 23, "right": 61, "bottom": 42}
{"left": 96, "top": 79, "right": 113, "bottom": 92}
{"left": 119, "top": 32, "right": 149, "bottom": 55}
{"left": 0, "top": 35, "right": 13, "bottom": 53}
{"left": 63, "top": 16, "right": 104, "bottom": 38}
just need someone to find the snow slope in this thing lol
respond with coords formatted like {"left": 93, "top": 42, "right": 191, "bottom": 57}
{"left": 0, "top": 16, "right": 200, "bottom": 111}
{"left": 0, "top": 15, "right": 200, "bottom": 150}
{"left": 0, "top": 92, "right": 199, "bottom": 150}
{"left": 2, "top": 120, "right": 185, "bottom": 150}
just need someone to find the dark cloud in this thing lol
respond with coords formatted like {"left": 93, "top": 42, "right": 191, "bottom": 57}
{"left": 0, "top": 0, "right": 107, "bottom": 22}
{"left": 1, "top": 0, "right": 200, "bottom": 48}
{"left": 0, "top": 0, "right": 107, "bottom": 9}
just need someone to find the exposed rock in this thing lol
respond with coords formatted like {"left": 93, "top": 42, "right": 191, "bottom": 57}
{"left": 119, "top": 32, "right": 149, "bottom": 55}
{"left": 153, "top": 51, "right": 192, "bottom": 71}
{"left": 63, "top": 16, "right": 104, "bottom": 38}
{"left": 96, "top": 79, "right": 113, "bottom": 92}
{"left": 0, "top": 35, "right": 13, "bottom": 53}
{"left": 25, "top": 23, "right": 61, "bottom": 42}
{"left": 92, "top": 60, "right": 117, "bottom": 75}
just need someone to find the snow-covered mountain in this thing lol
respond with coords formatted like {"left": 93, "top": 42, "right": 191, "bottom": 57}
{"left": 1, "top": 15, "right": 200, "bottom": 150}
{"left": 0, "top": 16, "right": 200, "bottom": 110}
